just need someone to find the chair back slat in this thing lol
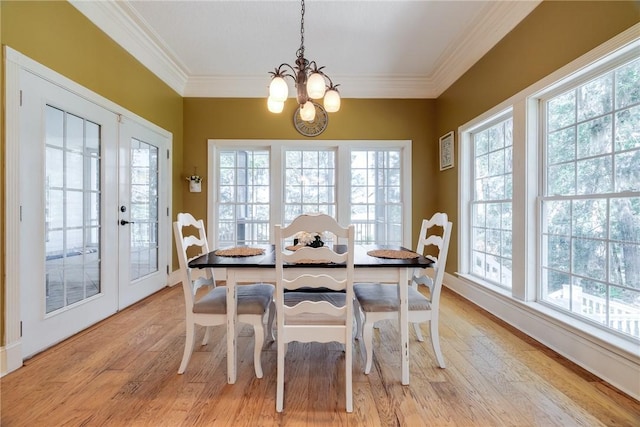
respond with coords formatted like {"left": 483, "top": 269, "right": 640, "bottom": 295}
{"left": 285, "top": 301, "right": 346, "bottom": 318}
{"left": 284, "top": 246, "right": 347, "bottom": 265}
{"left": 283, "top": 274, "right": 345, "bottom": 291}
{"left": 412, "top": 212, "right": 452, "bottom": 303}
{"left": 174, "top": 213, "right": 217, "bottom": 309}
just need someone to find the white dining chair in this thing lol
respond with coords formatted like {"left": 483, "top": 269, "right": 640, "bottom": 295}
{"left": 274, "top": 213, "right": 355, "bottom": 412}
{"left": 173, "top": 212, "right": 275, "bottom": 377}
{"left": 354, "top": 212, "right": 452, "bottom": 373}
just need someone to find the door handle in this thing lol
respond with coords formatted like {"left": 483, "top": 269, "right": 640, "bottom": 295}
{"left": 120, "top": 219, "right": 135, "bottom": 226}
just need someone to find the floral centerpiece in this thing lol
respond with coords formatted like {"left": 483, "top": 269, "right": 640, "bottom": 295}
{"left": 293, "top": 231, "right": 324, "bottom": 248}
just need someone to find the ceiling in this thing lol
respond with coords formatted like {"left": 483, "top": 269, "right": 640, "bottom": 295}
{"left": 70, "top": 0, "right": 541, "bottom": 99}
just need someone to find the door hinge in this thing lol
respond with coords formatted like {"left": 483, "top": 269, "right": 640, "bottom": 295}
{"left": 167, "top": 149, "right": 170, "bottom": 159}
{"left": 20, "top": 205, "right": 23, "bottom": 222}
{"left": 167, "top": 207, "right": 169, "bottom": 217}
{"left": 20, "top": 321, "right": 23, "bottom": 337}
{"left": 166, "top": 265, "right": 170, "bottom": 275}
{"left": 19, "top": 90, "right": 23, "bottom": 107}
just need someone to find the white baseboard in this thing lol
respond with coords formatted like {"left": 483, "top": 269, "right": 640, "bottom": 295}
{"left": 444, "top": 273, "right": 640, "bottom": 401}
{"left": 0, "top": 340, "right": 23, "bottom": 377}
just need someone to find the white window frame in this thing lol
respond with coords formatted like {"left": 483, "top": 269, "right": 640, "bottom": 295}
{"left": 456, "top": 25, "right": 640, "bottom": 399}
{"left": 207, "top": 139, "right": 412, "bottom": 248}
{"left": 536, "top": 53, "right": 640, "bottom": 336}
{"left": 465, "top": 111, "right": 514, "bottom": 290}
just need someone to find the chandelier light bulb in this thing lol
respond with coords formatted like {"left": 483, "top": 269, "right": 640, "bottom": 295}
{"left": 300, "top": 101, "right": 316, "bottom": 121}
{"left": 267, "top": 97, "right": 285, "bottom": 113}
{"left": 324, "top": 89, "right": 341, "bottom": 113}
{"left": 306, "top": 73, "right": 326, "bottom": 99}
{"left": 269, "top": 76, "right": 289, "bottom": 102}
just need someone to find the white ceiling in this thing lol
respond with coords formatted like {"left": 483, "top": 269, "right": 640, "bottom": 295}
{"left": 70, "top": 0, "right": 541, "bottom": 98}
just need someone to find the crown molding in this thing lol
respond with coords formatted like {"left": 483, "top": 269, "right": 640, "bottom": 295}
{"left": 69, "top": 0, "right": 188, "bottom": 96}
{"left": 183, "top": 75, "right": 437, "bottom": 99}
{"left": 430, "top": 0, "right": 541, "bottom": 96}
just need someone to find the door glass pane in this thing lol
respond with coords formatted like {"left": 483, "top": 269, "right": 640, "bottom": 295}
{"left": 45, "top": 106, "right": 101, "bottom": 313}
{"left": 129, "top": 138, "right": 159, "bottom": 280}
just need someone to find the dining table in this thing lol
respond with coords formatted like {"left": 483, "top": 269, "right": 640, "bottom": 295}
{"left": 188, "top": 243, "right": 434, "bottom": 385}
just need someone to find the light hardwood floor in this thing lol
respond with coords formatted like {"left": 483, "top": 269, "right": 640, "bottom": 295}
{"left": 2, "top": 285, "right": 638, "bottom": 426}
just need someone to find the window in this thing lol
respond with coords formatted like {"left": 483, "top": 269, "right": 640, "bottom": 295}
{"left": 540, "top": 57, "right": 640, "bottom": 338}
{"left": 469, "top": 116, "right": 513, "bottom": 289}
{"left": 217, "top": 149, "right": 270, "bottom": 247}
{"left": 351, "top": 150, "right": 403, "bottom": 245}
{"left": 284, "top": 149, "right": 336, "bottom": 221}
{"left": 210, "top": 141, "right": 411, "bottom": 248}
{"left": 459, "top": 31, "right": 639, "bottom": 342}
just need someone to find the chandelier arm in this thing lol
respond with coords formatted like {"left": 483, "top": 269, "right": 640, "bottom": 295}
{"left": 270, "top": 63, "right": 298, "bottom": 81}
{"left": 321, "top": 72, "right": 339, "bottom": 91}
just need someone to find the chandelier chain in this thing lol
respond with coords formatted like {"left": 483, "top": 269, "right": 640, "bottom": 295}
{"left": 298, "top": 0, "right": 305, "bottom": 59}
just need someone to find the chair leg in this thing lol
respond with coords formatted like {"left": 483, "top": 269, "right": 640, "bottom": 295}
{"left": 253, "top": 321, "right": 265, "bottom": 378}
{"left": 202, "top": 326, "right": 211, "bottom": 346}
{"left": 346, "top": 331, "right": 353, "bottom": 412}
{"left": 266, "top": 300, "right": 276, "bottom": 342}
{"left": 178, "top": 322, "right": 195, "bottom": 374}
{"left": 413, "top": 322, "right": 425, "bottom": 342}
{"left": 430, "top": 318, "right": 446, "bottom": 368}
{"left": 362, "top": 320, "right": 375, "bottom": 374}
{"left": 276, "top": 338, "right": 285, "bottom": 412}
{"left": 354, "top": 299, "right": 363, "bottom": 340}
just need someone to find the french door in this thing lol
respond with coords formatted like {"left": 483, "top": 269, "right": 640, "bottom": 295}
{"left": 18, "top": 68, "right": 169, "bottom": 358}
{"left": 117, "top": 118, "right": 170, "bottom": 308}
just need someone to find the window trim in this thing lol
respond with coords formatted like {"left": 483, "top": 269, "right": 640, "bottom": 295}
{"left": 458, "top": 24, "right": 640, "bottom": 343}
{"left": 207, "top": 139, "right": 412, "bottom": 248}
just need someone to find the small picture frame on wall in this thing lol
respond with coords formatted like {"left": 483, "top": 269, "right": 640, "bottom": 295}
{"left": 439, "top": 131, "right": 455, "bottom": 171}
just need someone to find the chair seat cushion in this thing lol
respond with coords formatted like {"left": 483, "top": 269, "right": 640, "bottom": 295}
{"left": 193, "top": 283, "right": 275, "bottom": 315}
{"left": 354, "top": 283, "right": 430, "bottom": 312}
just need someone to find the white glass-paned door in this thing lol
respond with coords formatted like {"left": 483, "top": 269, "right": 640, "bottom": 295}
{"left": 20, "top": 69, "right": 119, "bottom": 358}
{"left": 117, "top": 119, "right": 169, "bottom": 308}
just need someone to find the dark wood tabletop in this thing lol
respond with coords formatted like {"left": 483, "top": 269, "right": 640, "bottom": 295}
{"left": 188, "top": 244, "right": 434, "bottom": 269}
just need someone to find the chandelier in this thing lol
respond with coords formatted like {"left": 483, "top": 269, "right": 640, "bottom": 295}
{"left": 267, "top": 0, "right": 341, "bottom": 121}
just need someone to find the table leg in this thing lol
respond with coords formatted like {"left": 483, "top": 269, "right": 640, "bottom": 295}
{"left": 226, "top": 270, "right": 237, "bottom": 384}
{"left": 398, "top": 268, "right": 410, "bottom": 385}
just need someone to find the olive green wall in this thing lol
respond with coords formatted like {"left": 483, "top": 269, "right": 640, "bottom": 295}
{"left": 435, "top": 0, "right": 640, "bottom": 273}
{"left": 182, "top": 97, "right": 437, "bottom": 242}
{"left": 0, "top": 1, "right": 184, "bottom": 345}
